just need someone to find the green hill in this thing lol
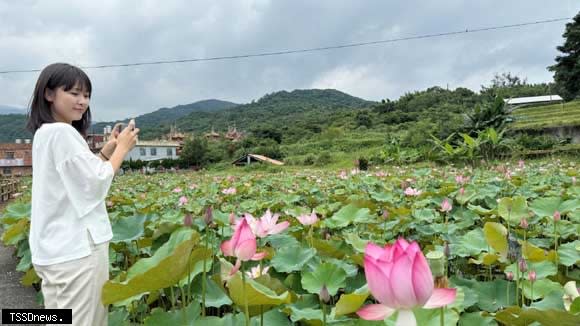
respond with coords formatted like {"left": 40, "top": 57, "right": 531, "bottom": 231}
{"left": 510, "top": 100, "right": 580, "bottom": 130}
{"left": 0, "top": 99, "right": 238, "bottom": 142}
{"left": 91, "top": 99, "right": 238, "bottom": 139}
{"left": 0, "top": 114, "right": 31, "bottom": 142}
{"left": 172, "top": 89, "right": 375, "bottom": 142}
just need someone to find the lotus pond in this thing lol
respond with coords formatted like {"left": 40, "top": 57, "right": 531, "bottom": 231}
{"left": 1, "top": 159, "right": 580, "bottom": 325}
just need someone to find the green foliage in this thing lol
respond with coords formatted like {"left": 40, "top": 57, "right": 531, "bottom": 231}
{"left": 465, "top": 97, "right": 508, "bottom": 134}
{"left": 180, "top": 137, "right": 209, "bottom": 167}
{"left": 549, "top": 12, "right": 580, "bottom": 100}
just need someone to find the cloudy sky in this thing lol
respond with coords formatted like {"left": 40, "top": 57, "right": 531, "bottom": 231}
{"left": 1, "top": 0, "right": 579, "bottom": 121}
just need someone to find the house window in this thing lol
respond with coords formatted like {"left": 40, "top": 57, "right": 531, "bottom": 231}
{"left": 139, "top": 148, "right": 146, "bottom": 156}
{"left": 3, "top": 167, "right": 11, "bottom": 175}
{"left": 167, "top": 148, "right": 173, "bottom": 156}
{"left": 5, "top": 152, "right": 14, "bottom": 159}
{"left": 150, "top": 148, "right": 157, "bottom": 156}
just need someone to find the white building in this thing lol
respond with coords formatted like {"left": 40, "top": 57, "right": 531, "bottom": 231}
{"left": 124, "top": 140, "right": 180, "bottom": 161}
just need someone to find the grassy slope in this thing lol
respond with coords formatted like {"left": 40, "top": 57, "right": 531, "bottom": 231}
{"left": 510, "top": 100, "right": 580, "bottom": 130}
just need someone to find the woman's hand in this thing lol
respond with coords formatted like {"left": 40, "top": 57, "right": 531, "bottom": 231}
{"left": 116, "top": 120, "right": 139, "bottom": 153}
{"left": 100, "top": 123, "right": 123, "bottom": 159}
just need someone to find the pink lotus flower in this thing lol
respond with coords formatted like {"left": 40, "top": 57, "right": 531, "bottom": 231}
{"left": 455, "top": 175, "right": 469, "bottom": 185}
{"left": 297, "top": 211, "right": 318, "bottom": 226}
{"left": 245, "top": 210, "right": 289, "bottom": 238}
{"left": 520, "top": 218, "right": 529, "bottom": 229}
{"left": 404, "top": 187, "right": 422, "bottom": 196}
{"left": 553, "top": 211, "right": 561, "bottom": 222}
{"left": 506, "top": 271, "right": 514, "bottom": 281}
{"left": 459, "top": 187, "right": 465, "bottom": 196}
{"left": 173, "top": 187, "right": 182, "bottom": 193}
{"left": 189, "top": 183, "right": 198, "bottom": 190}
{"left": 339, "top": 170, "right": 348, "bottom": 180}
{"left": 220, "top": 217, "right": 265, "bottom": 275}
{"left": 357, "top": 239, "right": 456, "bottom": 324}
{"left": 440, "top": 198, "right": 452, "bottom": 213}
{"left": 178, "top": 196, "right": 188, "bottom": 206}
{"left": 222, "top": 187, "right": 237, "bottom": 195}
{"left": 528, "top": 270, "right": 537, "bottom": 282}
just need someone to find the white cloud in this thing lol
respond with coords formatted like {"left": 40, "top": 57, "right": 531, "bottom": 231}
{"left": 0, "top": 0, "right": 578, "bottom": 120}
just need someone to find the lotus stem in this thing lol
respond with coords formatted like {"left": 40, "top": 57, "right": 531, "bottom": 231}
{"left": 321, "top": 299, "right": 327, "bottom": 326}
{"left": 241, "top": 263, "right": 250, "bottom": 326}
{"left": 202, "top": 232, "right": 208, "bottom": 316}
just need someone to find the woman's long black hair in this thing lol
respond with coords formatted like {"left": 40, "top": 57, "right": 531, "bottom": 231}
{"left": 26, "top": 63, "right": 92, "bottom": 136}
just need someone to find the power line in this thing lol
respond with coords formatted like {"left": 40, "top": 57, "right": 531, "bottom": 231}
{"left": 0, "top": 17, "right": 571, "bottom": 75}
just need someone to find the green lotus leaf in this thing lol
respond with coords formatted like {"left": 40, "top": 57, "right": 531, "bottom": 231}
{"left": 271, "top": 245, "right": 317, "bottom": 273}
{"left": 498, "top": 196, "right": 528, "bottom": 225}
{"left": 301, "top": 262, "right": 346, "bottom": 296}
{"left": 495, "top": 306, "right": 580, "bottom": 326}
{"left": 323, "top": 204, "right": 374, "bottom": 229}
{"left": 483, "top": 222, "right": 507, "bottom": 257}
{"left": 192, "top": 276, "right": 232, "bottom": 308}
{"left": 557, "top": 240, "right": 580, "bottom": 267}
{"left": 226, "top": 272, "right": 292, "bottom": 308}
{"left": 102, "top": 243, "right": 210, "bottom": 304}
{"left": 143, "top": 302, "right": 200, "bottom": 326}
{"left": 111, "top": 214, "right": 147, "bottom": 243}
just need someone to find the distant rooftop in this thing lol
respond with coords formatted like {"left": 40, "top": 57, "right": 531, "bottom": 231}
{"left": 504, "top": 95, "right": 563, "bottom": 106}
{"left": 136, "top": 140, "right": 180, "bottom": 147}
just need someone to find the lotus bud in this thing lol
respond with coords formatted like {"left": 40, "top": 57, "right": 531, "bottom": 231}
{"left": 528, "top": 270, "right": 536, "bottom": 282}
{"left": 382, "top": 209, "right": 389, "bottom": 220}
{"left": 319, "top": 285, "right": 331, "bottom": 304}
{"left": 553, "top": 211, "right": 561, "bottom": 222}
{"left": 204, "top": 206, "right": 213, "bottom": 225}
{"left": 184, "top": 213, "right": 193, "bottom": 227}
{"left": 444, "top": 242, "right": 451, "bottom": 258}
{"left": 518, "top": 258, "right": 528, "bottom": 273}
{"left": 506, "top": 271, "right": 514, "bottom": 281}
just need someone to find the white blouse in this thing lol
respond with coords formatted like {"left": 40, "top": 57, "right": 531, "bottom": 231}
{"left": 29, "top": 122, "right": 115, "bottom": 266}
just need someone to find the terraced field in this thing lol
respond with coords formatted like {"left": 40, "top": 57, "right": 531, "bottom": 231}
{"left": 510, "top": 100, "right": 580, "bottom": 130}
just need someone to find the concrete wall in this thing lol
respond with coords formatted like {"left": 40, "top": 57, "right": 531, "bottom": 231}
{"left": 125, "top": 146, "right": 178, "bottom": 161}
{"left": 543, "top": 126, "right": 580, "bottom": 144}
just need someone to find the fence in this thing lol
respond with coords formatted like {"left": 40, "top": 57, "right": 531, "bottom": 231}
{"left": 0, "top": 178, "right": 20, "bottom": 202}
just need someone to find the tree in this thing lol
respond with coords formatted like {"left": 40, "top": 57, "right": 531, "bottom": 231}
{"left": 180, "top": 136, "right": 209, "bottom": 167}
{"left": 355, "top": 111, "right": 373, "bottom": 128}
{"left": 465, "top": 96, "right": 508, "bottom": 135}
{"left": 549, "top": 12, "right": 580, "bottom": 100}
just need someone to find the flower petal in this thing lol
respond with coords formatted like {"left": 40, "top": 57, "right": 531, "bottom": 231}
{"left": 251, "top": 252, "right": 266, "bottom": 261}
{"left": 269, "top": 221, "right": 289, "bottom": 235}
{"left": 235, "top": 238, "right": 257, "bottom": 261}
{"left": 390, "top": 252, "right": 417, "bottom": 308}
{"left": 411, "top": 244, "right": 434, "bottom": 305}
{"left": 220, "top": 239, "right": 234, "bottom": 257}
{"left": 365, "top": 243, "right": 386, "bottom": 261}
{"left": 229, "top": 259, "right": 241, "bottom": 276}
{"left": 423, "top": 288, "right": 457, "bottom": 309}
{"left": 356, "top": 304, "right": 395, "bottom": 321}
{"left": 364, "top": 254, "right": 397, "bottom": 307}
